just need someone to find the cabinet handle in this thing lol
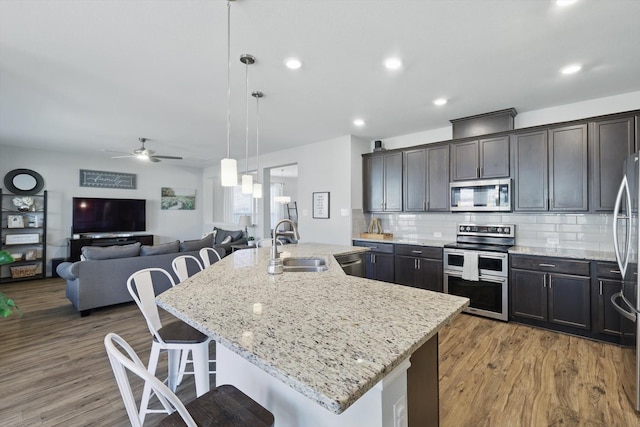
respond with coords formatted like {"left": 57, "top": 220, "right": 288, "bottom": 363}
{"left": 543, "top": 275, "right": 547, "bottom": 288}
{"left": 610, "top": 270, "right": 621, "bottom": 274}
{"left": 411, "top": 250, "right": 423, "bottom": 254}
{"left": 417, "top": 259, "right": 421, "bottom": 269}
{"left": 539, "top": 263, "right": 556, "bottom": 268}
{"left": 476, "top": 167, "right": 480, "bottom": 178}
{"left": 414, "top": 259, "right": 417, "bottom": 269}
{"left": 479, "top": 167, "right": 483, "bottom": 177}
{"left": 599, "top": 280, "right": 603, "bottom": 296}
{"left": 548, "top": 274, "right": 552, "bottom": 289}
{"left": 371, "top": 254, "right": 376, "bottom": 264}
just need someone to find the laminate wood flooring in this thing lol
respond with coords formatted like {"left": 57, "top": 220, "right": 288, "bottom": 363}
{"left": 1, "top": 278, "right": 638, "bottom": 426}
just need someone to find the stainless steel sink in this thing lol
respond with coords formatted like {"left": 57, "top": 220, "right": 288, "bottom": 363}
{"left": 282, "top": 257, "right": 328, "bottom": 272}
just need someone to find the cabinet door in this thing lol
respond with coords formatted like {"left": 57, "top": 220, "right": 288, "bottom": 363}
{"left": 383, "top": 152, "right": 403, "bottom": 212}
{"left": 373, "top": 253, "right": 395, "bottom": 283}
{"left": 590, "top": 116, "right": 635, "bottom": 212}
{"left": 404, "top": 149, "right": 426, "bottom": 212}
{"left": 510, "top": 268, "right": 547, "bottom": 321}
{"left": 417, "top": 258, "right": 443, "bottom": 292}
{"left": 549, "top": 124, "right": 588, "bottom": 211}
{"left": 597, "top": 278, "right": 624, "bottom": 337}
{"left": 395, "top": 255, "right": 418, "bottom": 286}
{"left": 363, "top": 155, "right": 384, "bottom": 212}
{"left": 547, "top": 273, "right": 591, "bottom": 330}
{"left": 479, "top": 135, "right": 510, "bottom": 178}
{"left": 512, "top": 130, "right": 548, "bottom": 211}
{"left": 451, "top": 140, "right": 479, "bottom": 181}
{"left": 426, "top": 145, "right": 450, "bottom": 211}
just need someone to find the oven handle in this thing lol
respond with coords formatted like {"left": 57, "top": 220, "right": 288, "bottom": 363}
{"left": 443, "top": 249, "right": 507, "bottom": 259}
{"left": 444, "top": 271, "right": 507, "bottom": 284}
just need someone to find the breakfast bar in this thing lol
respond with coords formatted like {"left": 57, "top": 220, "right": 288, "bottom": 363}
{"left": 157, "top": 243, "right": 468, "bottom": 426}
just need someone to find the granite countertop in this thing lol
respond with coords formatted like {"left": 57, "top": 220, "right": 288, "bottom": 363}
{"left": 353, "top": 236, "right": 446, "bottom": 247}
{"left": 508, "top": 245, "right": 616, "bottom": 262}
{"left": 156, "top": 243, "right": 468, "bottom": 414}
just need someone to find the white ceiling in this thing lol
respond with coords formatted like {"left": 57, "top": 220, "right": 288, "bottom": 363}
{"left": 1, "top": 0, "right": 639, "bottom": 168}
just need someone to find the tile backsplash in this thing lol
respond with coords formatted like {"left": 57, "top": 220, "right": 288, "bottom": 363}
{"left": 352, "top": 210, "right": 614, "bottom": 252}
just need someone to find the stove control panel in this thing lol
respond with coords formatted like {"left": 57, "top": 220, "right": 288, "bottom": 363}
{"left": 457, "top": 223, "right": 515, "bottom": 238}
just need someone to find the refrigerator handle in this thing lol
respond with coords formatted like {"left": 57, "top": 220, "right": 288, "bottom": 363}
{"left": 612, "top": 176, "right": 630, "bottom": 277}
{"left": 611, "top": 291, "right": 637, "bottom": 322}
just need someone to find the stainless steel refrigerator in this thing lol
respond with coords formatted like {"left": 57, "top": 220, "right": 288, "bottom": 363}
{"left": 612, "top": 152, "right": 640, "bottom": 412}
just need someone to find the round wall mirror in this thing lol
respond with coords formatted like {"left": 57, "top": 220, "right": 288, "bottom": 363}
{"left": 3, "top": 169, "right": 45, "bottom": 195}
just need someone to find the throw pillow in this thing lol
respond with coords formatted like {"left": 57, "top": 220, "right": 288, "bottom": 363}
{"left": 180, "top": 234, "right": 214, "bottom": 252}
{"left": 214, "top": 227, "right": 243, "bottom": 244}
{"left": 220, "top": 235, "right": 232, "bottom": 244}
{"left": 140, "top": 240, "right": 180, "bottom": 256}
{"left": 81, "top": 242, "right": 141, "bottom": 260}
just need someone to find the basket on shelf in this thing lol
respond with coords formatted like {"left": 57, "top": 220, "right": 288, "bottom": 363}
{"left": 10, "top": 264, "right": 38, "bottom": 279}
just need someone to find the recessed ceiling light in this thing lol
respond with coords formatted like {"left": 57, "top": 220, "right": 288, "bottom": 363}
{"left": 556, "top": 0, "right": 578, "bottom": 7}
{"left": 284, "top": 57, "right": 302, "bottom": 70}
{"left": 560, "top": 63, "right": 582, "bottom": 75}
{"left": 433, "top": 98, "right": 448, "bottom": 106}
{"left": 353, "top": 118, "right": 365, "bottom": 127}
{"left": 384, "top": 57, "right": 403, "bottom": 70}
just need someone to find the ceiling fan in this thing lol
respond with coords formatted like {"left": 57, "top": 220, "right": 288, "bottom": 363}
{"left": 104, "top": 138, "right": 183, "bottom": 163}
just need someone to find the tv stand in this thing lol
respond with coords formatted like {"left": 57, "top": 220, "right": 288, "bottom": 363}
{"left": 69, "top": 234, "right": 153, "bottom": 261}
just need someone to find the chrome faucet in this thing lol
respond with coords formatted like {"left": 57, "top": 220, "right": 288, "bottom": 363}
{"left": 267, "top": 219, "right": 300, "bottom": 274}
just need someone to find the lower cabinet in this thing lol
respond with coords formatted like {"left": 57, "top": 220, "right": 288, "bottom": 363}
{"left": 594, "top": 262, "right": 625, "bottom": 339}
{"left": 394, "top": 245, "right": 443, "bottom": 292}
{"left": 352, "top": 240, "right": 395, "bottom": 283}
{"left": 510, "top": 255, "right": 591, "bottom": 331}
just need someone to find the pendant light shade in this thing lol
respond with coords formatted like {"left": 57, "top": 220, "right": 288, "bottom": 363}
{"left": 221, "top": 0, "right": 237, "bottom": 187}
{"left": 240, "top": 54, "right": 255, "bottom": 194}
{"left": 252, "top": 90, "right": 264, "bottom": 199}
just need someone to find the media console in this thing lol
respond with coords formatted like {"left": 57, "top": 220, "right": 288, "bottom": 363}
{"left": 69, "top": 234, "right": 154, "bottom": 262}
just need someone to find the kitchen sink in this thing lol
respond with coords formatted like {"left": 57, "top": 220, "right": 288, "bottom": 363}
{"left": 282, "top": 257, "right": 328, "bottom": 272}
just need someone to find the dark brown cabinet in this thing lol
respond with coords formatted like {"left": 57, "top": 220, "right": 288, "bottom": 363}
{"left": 403, "top": 144, "right": 449, "bottom": 212}
{"left": 594, "top": 262, "right": 625, "bottom": 339}
{"left": 512, "top": 124, "right": 588, "bottom": 212}
{"left": 450, "top": 135, "right": 509, "bottom": 181}
{"left": 590, "top": 116, "right": 635, "bottom": 212}
{"left": 394, "top": 245, "right": 442, "bottom": 292}
{"left": 363, "top": 152, "right": 403, "bottom": 213}
{"left": 352, "top": 240, "right": 395, "bottom": 283}
{"left": 510, "top": 255, "right": 591, "bottom": 330}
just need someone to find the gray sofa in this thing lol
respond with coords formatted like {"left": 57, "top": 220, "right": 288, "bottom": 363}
{"left": 56, "top": 229, "right": 243, "bottom": 316}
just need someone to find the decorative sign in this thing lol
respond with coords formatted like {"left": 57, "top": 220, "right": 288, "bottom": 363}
{"left": 313, "top": 192, "right": 330, "bottom": 219}
{"left": 79, "top": 169, "right": 136, "bottom": 189}
{"left": 5, "top": 233, "right": 40, "bottom": 245}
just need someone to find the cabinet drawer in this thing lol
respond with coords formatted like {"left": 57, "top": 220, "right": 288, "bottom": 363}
{"left": 395, "top": 244, "right": 442, "bottom": 259}
{"left": 510, "top": 255, "right": 590, "bottom": 276}
{"left": 595, "top": 261, "right": 622, "bottom": 280}
{"left": 352, "top": 240, "right": 395, "bottom": 254}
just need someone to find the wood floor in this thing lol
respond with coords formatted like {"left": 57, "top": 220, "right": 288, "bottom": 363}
{"left": 1, "top": 278, "right": 639, "bottom": 426}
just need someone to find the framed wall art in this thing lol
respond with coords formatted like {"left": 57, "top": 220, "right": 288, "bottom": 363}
{"left": 312, "top": 192, "right": 330, "bottom": 219}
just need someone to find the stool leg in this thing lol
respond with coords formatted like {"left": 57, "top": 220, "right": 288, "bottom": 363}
{"left": 191, "top": 343, "right": 210, "bottom": 397}
{"left": 140, "top": 342, "right": 161, "bottom": 425}
{"left": 176, "top": 349, "right": 190, "bottom": 386}
{"left": 167, "top": 348, "right": 181, "bottom": 392}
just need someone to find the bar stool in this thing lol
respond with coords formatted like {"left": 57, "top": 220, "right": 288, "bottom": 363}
{"left": 105, "top": 332, "right": 274, "bottom": 427}
{"left": 127, "top": 268, "right": 211, "bottom": 424}
{"left": 199, "top": 247, "right": 223, "bottom": 267}
{"left": 171, "top": 255, "right": 204, "bottom": 283}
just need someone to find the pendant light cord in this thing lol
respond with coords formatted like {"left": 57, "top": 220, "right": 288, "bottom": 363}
{"left": 245, "top": 59, "right": 250, "bottom": 174}
{"left": 255, "top": 93, "right": 260, "bottom": 183}
{"left": 226, "top": 0, "right": 231, "bottom": 159}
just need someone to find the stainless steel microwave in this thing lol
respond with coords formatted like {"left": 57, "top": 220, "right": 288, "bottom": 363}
{"left": 450, "top": 179, "right": 512, "bottom": 212}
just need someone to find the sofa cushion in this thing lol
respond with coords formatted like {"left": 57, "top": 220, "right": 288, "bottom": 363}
{"left": 214, "top": 227, "right": 243, "bottom": 244}
{"left": 180, "top": 234, "right": 213, "bottom": 252}
{"left": 140, "top": 240, "right": 180, "bottom": 256}
{"left": 81, "top": 242, "right": 141, "bottom": 260}
{"left": 56, "top": 261, "right": 80, "bottom": 281}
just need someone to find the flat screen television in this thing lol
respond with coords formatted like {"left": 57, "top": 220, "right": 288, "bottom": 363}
{"left": 72, "top": 197, "right": 146, "bottom": 234}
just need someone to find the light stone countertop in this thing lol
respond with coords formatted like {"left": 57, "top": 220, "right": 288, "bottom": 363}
{"left": 508, "top": 245, "right": 616, "bottom": 262}
{"left": 156, "top": 243, "right": 468, "bottom": 414}
{"left": 353, "top": 237, "right": 447, "bottom": 247}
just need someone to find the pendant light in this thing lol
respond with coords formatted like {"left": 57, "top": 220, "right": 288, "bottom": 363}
{"left": 240, "top": 54, "right": 255, "bottom": 194}
{"left": 221, "top": 0, "right": 237, "bottom": 187}
{"left": 252, "top": 90, "right": 264, "bottom": 199}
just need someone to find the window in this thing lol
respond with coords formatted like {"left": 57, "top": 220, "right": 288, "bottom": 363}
{"left": 231, "top": 185, "right": 254, "bottom": 224}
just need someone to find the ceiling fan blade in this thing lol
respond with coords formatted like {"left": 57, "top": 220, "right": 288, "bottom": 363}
{"left": 152, "top": 155, "right": 183, "bottom": 160}
{"left": 102, "top": 149, "right": 133, "bottom": 156}
{"left": 111, "top": 155, "right": 135, "bottom": 159}
{"left": 149, "top": 157, "right": 162, "bottom": 163}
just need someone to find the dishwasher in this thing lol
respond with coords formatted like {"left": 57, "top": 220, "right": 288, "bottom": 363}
{"left": 335, "top": 252, "right": 365, "bottom": 277}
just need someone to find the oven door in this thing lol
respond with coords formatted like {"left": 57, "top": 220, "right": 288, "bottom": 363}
{"left": 444, "top": 249, "right": 508, "bottom": 277}
{"left": 444, "top": 271, "right": 508, "bottom": 321}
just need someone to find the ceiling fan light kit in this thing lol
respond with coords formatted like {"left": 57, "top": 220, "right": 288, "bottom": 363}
{"left": 107, "top": 137, "right": 183, "bottom": 163}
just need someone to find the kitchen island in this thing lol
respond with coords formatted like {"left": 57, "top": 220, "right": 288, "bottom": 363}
{"left": 157, "top": 243, "right": 468, "bottom": 427}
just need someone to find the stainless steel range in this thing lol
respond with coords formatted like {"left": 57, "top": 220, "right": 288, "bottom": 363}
{"left": 443, "top": 223, "right": 515, "bottom": 321}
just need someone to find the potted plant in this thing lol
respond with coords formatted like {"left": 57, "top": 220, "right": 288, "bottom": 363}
{"left": 247, "top": 236, "right": 255, "bottom": 246}
{"left": 0, "top": 292, "right": 21, "bottom": 318}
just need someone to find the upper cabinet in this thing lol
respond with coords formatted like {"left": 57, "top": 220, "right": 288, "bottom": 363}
{"left": 589, "top": 116, "right": 636, "bottom": 212}
{"left": 450, "top": 135, "right": 510, "bottom": 181}
{"left": 363, "top": 151, "right": 403, "bottom": 213}
{"left": 403, "top": 144, "right": 450, "bottom": 212}
{"left": 512, "top": 124, "right": 588, "bottom": 212}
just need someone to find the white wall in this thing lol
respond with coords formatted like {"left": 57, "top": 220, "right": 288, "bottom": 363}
{"left": 0, "top": 145, "right": 204, "bottom": 274}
